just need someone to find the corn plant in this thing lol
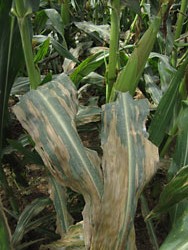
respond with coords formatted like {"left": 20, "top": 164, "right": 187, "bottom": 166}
{"left": 1, "top": 0, "right": 188, "bottom": 249}
{"left": 13, "top": 73, "right": 159, "bottom": 249}
{"left": 12, "top": 1, "right": 174, "bottom": 249}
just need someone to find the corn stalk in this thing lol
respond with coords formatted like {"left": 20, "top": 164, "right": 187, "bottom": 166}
{"left": 12, "top": 0, "right": 41, "bottom": 89}
{"left": 109, "top": 0, "right": 174, "bottom": 101}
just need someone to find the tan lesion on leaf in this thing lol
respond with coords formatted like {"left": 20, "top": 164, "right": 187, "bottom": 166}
{"left": 90, "top": 101, "right": 159, "bottom": 249}
{"left": 91, "top": 110, "right": 130, "bottom": 249}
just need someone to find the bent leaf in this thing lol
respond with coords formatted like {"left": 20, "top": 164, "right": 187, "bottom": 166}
{"left": 14, "top": 75, "right": 158, "bottom": 249}
{"left": 89, "top": 92, "right": 158, "bottom": 249}
{"left": 13, "top": 73, "right": 103, "bottom": 200}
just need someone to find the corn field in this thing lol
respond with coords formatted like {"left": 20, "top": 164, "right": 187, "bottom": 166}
{"left": 0, "top": 0, "right": 188, "bottom": 249}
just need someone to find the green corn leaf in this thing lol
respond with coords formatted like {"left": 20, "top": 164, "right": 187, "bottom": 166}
{"left": 149, "top": 56, "right": 188, "bottom": 146}
{"left": 121, "top": 0, "right": 141, "bottom": 15}
{"left": 169, "top": 100, "right": 188, "bottom": 176}
{"left": 149, "top": 52, "right": 176, "bottom": 92}
{"left": 160, "top": 213, "right": 188, "bottom": 249}
{"left": 154, "top": 102, "right": 188, "bottom": 250}
{"left": 49, "top": 175, "right": 73, "bottom": 236}
{"left": 16, "top": 238, "right": 46, "bottom": 250}
{"left": 12, "top": 197, "right": 51, "bottom": 247}
{"left": 51, "top": 38, "right": 79, "bottom": 63}
{"left": 12, "top": 0, "right": 41, "bottom": 90}
{"left": 28, "top": 0, "right": 40, "bottom": 12}
{"left": 159, "top": 202, "right": 188, "bottom": 250}
{"left": 34, "top": 38, "right": 50, "bottom": 64}
{"left": 0, "top": 199, "right": 12, "bottom": 250}
{"left": 7, "top": 138, "right": 43, "bottom": 165}
{"left": 143, "top": 69, "right": 162, "bottom": 105}
{"left": 147, "top": 165, "right": 188, "bottom": 219}
{"left": 13, "top": 74, "right": 158, "bottom": 248}
{"left": 44, "top": 9, "right": 65, "bottom": 37}
{"left": 0, "top": 0, "right": 23, "bottom": 152}
{"left": 70, "top": 50, "right": 109, "bottom": 86}
{"left": 110, "top": 14, "right": 161, "bottom": 100}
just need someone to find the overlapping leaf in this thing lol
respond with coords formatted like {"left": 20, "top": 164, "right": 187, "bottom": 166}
{"left": 13, "top": 74, "right": 103, "bottom": 201}
{"left": 13, "top": 75, "right": 158, "bottom": 248}
{"left": 89, "top": 92, "right": 158, "bottom": 249}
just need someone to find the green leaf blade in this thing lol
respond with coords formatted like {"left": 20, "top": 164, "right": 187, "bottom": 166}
{"left": 149, "top": 56, "right": 188, "bottom": 146}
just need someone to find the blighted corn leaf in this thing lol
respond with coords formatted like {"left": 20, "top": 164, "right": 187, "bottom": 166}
{"left": 90, "top": 92, "right": 158, "bottom": 249}
{"left": 76, "top": 106, "right": 101, "bottom": 126}
{"left": 39, "top": 221, "right": 85, "bottom": 250}
{"left": 75, "top": 22, "right": 110, "bottom": 44}
{"left": 0, "top": 198, "right": 12, "bottom": 250}
{"left": 13, "top": 73, "right": 103, "bottom": 200}
{"left": 13, "top": 74, "right": 158, "bottom": 248}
